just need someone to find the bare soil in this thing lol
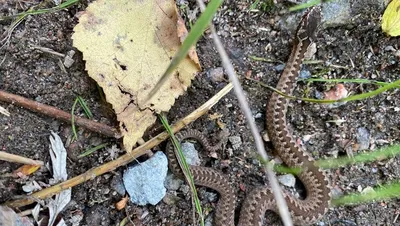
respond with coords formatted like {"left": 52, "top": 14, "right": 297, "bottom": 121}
{"left": 1, "top": 0, "right": 399, "bottom": 226}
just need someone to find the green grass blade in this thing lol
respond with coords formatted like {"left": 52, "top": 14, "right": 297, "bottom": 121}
{"left": 249, "top": 0, "right": 260, "bottom": 10}
{"left": 317, "top": 144, "right": 400, "bottom": 169}
{"left": 301, "top": 78, "right": 399, "bottom": 87}
{"left": 71, "top": 98, "right": 79, "bottom": 140}
{"left": 289, "top": 0, "right": 321, "bottom": 11}
{"left": 248, "top": 78, "right": 400, "bottom": 104}
{"left": 273, "top": 144, "right": 400, "bottom": 186}
{"left": 77, "top": 96, "right": 93, "bottom": 119}
{"left": 146, "top": 0, "right": 223, "bottom": 102}
{"left": 0, "top": 0, "right": 79, "bottom": 21}
{"left": 332, "top": 182, "right": 400, "bottom": 206}
{"left": 159, "top": 114, "right": 204, "bottom": 226}
{"left": 78, "top": 143, "right": 108, "bottom": 158}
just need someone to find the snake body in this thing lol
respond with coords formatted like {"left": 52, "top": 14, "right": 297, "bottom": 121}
{"left": 166, "top": 7, "right": 330, "bottom": 226}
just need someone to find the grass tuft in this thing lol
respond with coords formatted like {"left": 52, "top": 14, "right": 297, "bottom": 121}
{"left": 71, "top": 96, "right": 93, "bottom": 140}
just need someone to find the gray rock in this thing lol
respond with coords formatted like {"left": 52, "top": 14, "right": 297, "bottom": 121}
{"left": 162, "top": 192, "right": 180, "bottom": 205}
{"left": 330, "top": 186, "right": 344, "bottom": 199}
{"left": 254, "top": 112, "right": 263, "bottom": 119}
{"left": 204, "top": 214, "right": 214, "bottom": 226}
{"left": 351, "top": 0, "right": 386, "bottom": 14}
{"left": 123, "top": 151, "right": 168, "bottom": 205}
{"left": 277, "top": 174, "right": 296, "bottom": 187}
{"left": 63, "top": 50, "right": 75, "bottom": 68}
{"left": 181, "top": 142, "right": 200, "bottom": 166}
{"left": 208, "top": 67, "right": 225, "bottom": 82}
{"left": 164, "top": 173, "right": 184, "bottom": 191}
{"left": 356, "top": 127, "right": 370, "bottom": 151}
{"left": 199, "top": 189, "right": 218, "bottom": 203}
{"left": 322, "top": 0, "right": 351, "bottom": 28}
{"left": 179, "top": 184, "right": 190, "bottom": 196}
{"left": 228, "top": 136, "right": 242, "bottom": 150}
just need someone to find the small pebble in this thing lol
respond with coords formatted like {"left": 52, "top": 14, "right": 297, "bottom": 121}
{"left": 111, "top": 174, "right": 126, "bottom": 196}
{"left": 254, "top": 112, "right": 263, "bottom": 119}
{"left": 361, "top": 186, "right": 375, "bottom": 195}
{"left": 200, "top": 190, "right": 218, "bottom": 203}
{"left": 208, "top": 67, "right": 225, "bottom": 82}
{"left": 179, "top": 184, "right": 190, "bottom": 196}
{"left": 384, "top": 46, "right": 395, "bottom": 52}
{"left": 299, "top": 69, "right": 311, "bottom": 79}
{"left": 64, "top": 50, "right": 76, "bottom": 68}
{"left": 275, "top": 64, "right": 285, "bottom": 72}
{"left": 277, "top": 174, "right": 296, "bottom": 187}
{"left": 356, "top": 127, "right": 370, "bottom": 151}
{"left": 314, "top": 90, "right": 324, "bottom": 100}
{"left": 162, "top": 193, "right": 180, "bottom": 205}
{"left": 262, "top": 132, "right": 270, "bottom": 142}
{"left": 228, "top": 136, "right": 242, "bottom": 150}
{"left": 164, "top": 173, "right": 184, "bottom": 191}
{"left": 330, "top": 186, "right": 344, "bottom": 199}
{"left": 204, "top": 214, "right": 214, "bottom": 226}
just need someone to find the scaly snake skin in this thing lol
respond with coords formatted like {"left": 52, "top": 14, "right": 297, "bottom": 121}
{"left": 166, "top": 7, "right": 330, "bottom": 226}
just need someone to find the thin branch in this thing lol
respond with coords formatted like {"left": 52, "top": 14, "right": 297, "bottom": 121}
{"left": 0, "top": 151, "right": 44, "bottom": 166}
{"left": 0, "top": 90, "right": 121, "bottom": 138}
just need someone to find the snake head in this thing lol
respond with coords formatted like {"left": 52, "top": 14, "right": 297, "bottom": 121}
{"left": 296, "top": 6, "right": 322, "bottom": 42}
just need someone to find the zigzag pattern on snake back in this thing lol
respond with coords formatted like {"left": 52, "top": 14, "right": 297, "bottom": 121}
{"left": 166, "top": 6, "right": 331, "bottom": 226}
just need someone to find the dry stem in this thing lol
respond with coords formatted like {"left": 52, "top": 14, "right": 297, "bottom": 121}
{"left": 0, "top": 90, "right": 120, "bottom": 138}
{"left": 0, "top": 151, "right": 44, "bottom": 166}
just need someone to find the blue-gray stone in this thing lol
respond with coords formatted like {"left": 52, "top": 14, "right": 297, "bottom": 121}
{"left": 123, "top": 151, "right": 168, "bottom": 205}
{"left": 275, "top": 64, "right": 285, "bottom": 72}
{"left": 322, "top": 0, "right": 351, "bottom": 28}
{"left": 299, "top": 69, "right": 311, "bottom": 79}
{"left": 181, "top": 142, "right": 200, "bottom": 166}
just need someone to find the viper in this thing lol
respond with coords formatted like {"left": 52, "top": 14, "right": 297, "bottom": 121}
{"left": 167, "top": 6, "right": 330, "bottom": 226}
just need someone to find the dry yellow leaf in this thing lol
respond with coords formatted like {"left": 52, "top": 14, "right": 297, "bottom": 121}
{"left": 382, "top": 0, "right": 400, "bottom": 36}
{"left": 72, "top": 0, "right": 200, "bottom": 151}
{"left": 13, "top": 164, "right": 40, "bottom": 177}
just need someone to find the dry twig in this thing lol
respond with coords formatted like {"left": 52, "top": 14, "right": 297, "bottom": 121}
{"left": 0, "top": 90, "right": 120, "bottom": 138}
{"left": 0, "top": 151, "right": 44, "bottom": 166}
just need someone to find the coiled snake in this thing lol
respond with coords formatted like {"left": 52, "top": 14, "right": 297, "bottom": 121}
{"left": 166, "top": 6, "right": 330, "bottom": 226}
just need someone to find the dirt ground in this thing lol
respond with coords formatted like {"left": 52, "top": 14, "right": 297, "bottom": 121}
{"left": 1, "top": 0, "right": 400, "bottom": 225}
